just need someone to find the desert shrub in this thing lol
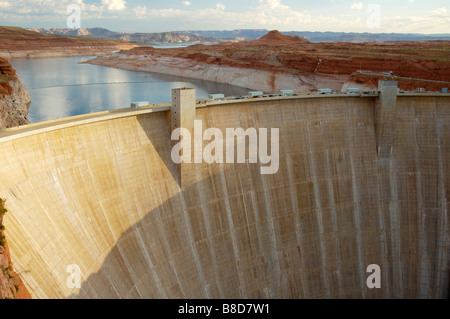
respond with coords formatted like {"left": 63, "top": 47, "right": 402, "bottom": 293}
{"left": 0, "top": 232, "right": 5, "bottom": 247}
{"left": 0, "top": 198, "right": 6, "bottom": 216}
{"left": 0, "top": 199, "right": 6, "bottom": 247}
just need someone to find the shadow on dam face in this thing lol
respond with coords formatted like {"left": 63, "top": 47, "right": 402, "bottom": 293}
{"left": 0, "top": 94, "right": 449, "bottom": 299}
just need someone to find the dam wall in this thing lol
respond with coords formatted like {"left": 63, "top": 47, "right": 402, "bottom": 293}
{"left": 0, "top": 94, "right": 448, "bottom": 298}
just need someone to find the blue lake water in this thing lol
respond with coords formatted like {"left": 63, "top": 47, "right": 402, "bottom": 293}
{"left": 10, "top": 56, "right": 250, "bottom": 123}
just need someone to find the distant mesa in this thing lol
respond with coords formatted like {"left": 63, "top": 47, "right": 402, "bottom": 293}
{"left": 257, "top": 30, "right": 309, "bottom": 44}
{"left": 27, "top": 27, "right": 220, "bottom": 45}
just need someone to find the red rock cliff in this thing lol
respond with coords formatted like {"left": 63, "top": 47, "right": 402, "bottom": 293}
{"left": 0, "top": 58, "right": 31, "bottom": 129}
{"left": 94, "top": 32, "right": 449, "bottom": 92}
{"left": 0, "top": 60, "right": 32, "bottom": 298}
{"left": 0, "top": 199, "right": 31, "bottom": 299}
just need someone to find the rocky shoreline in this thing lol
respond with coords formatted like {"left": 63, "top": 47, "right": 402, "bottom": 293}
{"left": 0, "top": 58, "right": 31, "bottom": 129}
{"left": 84, "top": 31, "right": 450, "bottom": 93}
{"left": 86, "top": 53, "right": 369, "bottom": 93}
{"left": 0, "top": 45, "right": 136, "bottom": 60}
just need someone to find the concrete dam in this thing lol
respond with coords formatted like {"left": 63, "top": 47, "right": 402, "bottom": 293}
{"left": 0, "top": 82, "right": 448, "bottom": 298}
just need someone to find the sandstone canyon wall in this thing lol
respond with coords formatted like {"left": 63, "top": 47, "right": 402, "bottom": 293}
{"left": 0, "top": 58, "right": 31, "bottom": 299}
{"left": 0, "top": 58, "right": 31, "bottom": 129}
{"left": 1, "top": 199, "right": 31, "bottom": 299}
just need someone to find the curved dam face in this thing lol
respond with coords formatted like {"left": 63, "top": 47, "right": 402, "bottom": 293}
{"left": 0, "top": 92, "right": 448, "bottom": 298}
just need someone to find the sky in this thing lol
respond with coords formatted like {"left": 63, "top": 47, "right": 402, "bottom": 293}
{"left": 0, "top": 0, "right": 449, "bottom": 34}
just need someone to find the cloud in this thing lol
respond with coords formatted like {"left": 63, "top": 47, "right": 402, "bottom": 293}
{"left": 216, "top": 2, "right": 225, "bottom": 11}
{"left": 138, "top": 0, "right": 363, "bottom": 31}
{"left": 133, "top": 5, "right": 147, "bottom": 19}
{"left": 101, "top": 0, "right": 126, "bottom": 11}
{"left": 139, "top": 0, "right": 450, "bottom": 34}
{"left": 0, "top": 1, "right": 11, "bottom": 8}
{"left": 351, "top": 2, "right": 363, "bottom": 10}
{"left": 148, "top": 8, "right": 184, "bottom": 19}
{"left": 182, "top": 1, "right": 191, "bottom": 6}
{"left": 0, "top": 0, "right": 448, "bottom": 34}
{"left": 431, "top": 7, "right": 448, "bottom": 16}
{"left": 383, "top": 14, "right": 450, "bottom": 34}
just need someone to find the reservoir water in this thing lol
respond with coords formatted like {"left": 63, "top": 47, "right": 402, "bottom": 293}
{"left": 10, "top": 56, "right": 250, "bottom": 123}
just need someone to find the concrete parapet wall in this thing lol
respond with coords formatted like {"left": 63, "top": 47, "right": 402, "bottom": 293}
{"left": 0, "top": 95, "right": 448, "bottom": 298}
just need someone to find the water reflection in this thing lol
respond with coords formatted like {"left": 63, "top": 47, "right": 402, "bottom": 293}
{"left": 10, "top": 56, "right": 250, "bottom": 123}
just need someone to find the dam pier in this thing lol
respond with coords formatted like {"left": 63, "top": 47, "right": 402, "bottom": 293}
{"left": 0, "top": 81, "right": 448, "bottom": 298}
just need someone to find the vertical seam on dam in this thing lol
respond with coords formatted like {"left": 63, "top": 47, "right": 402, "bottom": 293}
{"left": 26, "top": 179, "right": 55, "bottom": 298}
{"left": 196, "top": 170, "right": 225, "bottom": 298}
{"left": 154, "top": 189, "right": 188, "bottom": 298}
{"left": 134, "top": 222, "right": 169, "bottom": 298}
{"left": 371, "top": 92, "right": 390, "bottom": 297}
{"left": 305, "top": 120, "right": 331, "bottom": 298}
{"left": 145, "top": 187, "right": 170, "bottom": 298}
{"left": 435, "top": 107, "right": 448, "bottom": 299}
{"left": 375, "top": 152, "right": 390, "bottom": 297}
{"left": 82, "top": 125, "right": 122, "bottom": 298}
{"left": 286, "top": 155, "right": 310, "bottom": 298}
{"left": 178, "top": 190, "right": 210, "bottom": 298}
{"left": 258, "top": 169, "right": 283, "bottom": 298}
{"left": 347, "top": 115, "right": 366, "bottom": 298}
{"left": 218, "top": 169, "right": 246, "bottom": 297}
{"left": 106, "top": 118, "right": 146, "bottom": 298}
{"left": 411, "top": 104, "right": 427, "bottom": 298}
{"left": 324, "top": 149, "right": 344, "bottom": 298}
{"left": 389, "top": 146, "right": 403, "bottom": 298}
{"left": 416, "top": 159, "right": 426, "bottom": 298}
{"left": 238, "top": 175, "right": 254, "bottom": 298}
